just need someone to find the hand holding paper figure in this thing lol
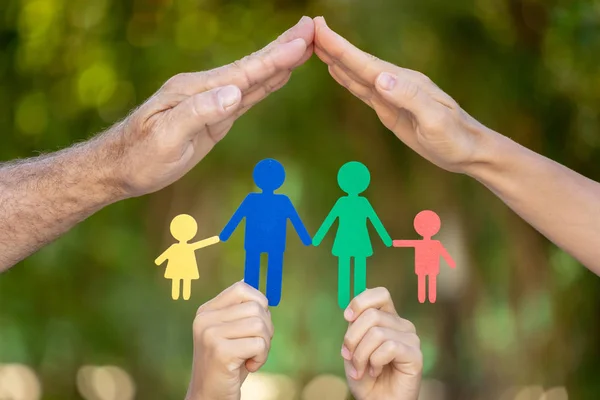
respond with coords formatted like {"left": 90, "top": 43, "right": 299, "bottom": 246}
{"left": 155, "top": 214, "right": 220, "bottom": 301}
{"left": 219, "top": 159, "right": 310, "bottom": 307}
{"left": 313, "top": 161, "right": 391, "bottom": 309}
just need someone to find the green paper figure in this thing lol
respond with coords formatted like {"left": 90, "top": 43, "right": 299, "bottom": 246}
{"left": 313, "top": 161, "right": 392, "bottom": 309}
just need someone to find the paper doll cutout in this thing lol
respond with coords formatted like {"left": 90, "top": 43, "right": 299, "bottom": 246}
{"left": 219, "top": 158, "right": 311, "bottom": 307}
{"left": 393, "top": 210, "right": 455, "bottom": 303}
{"left": 155, "top": 214, "right": 220, "bottom": 300}
{"left": 313, "top": 161, "right": 392, "bottom": 309}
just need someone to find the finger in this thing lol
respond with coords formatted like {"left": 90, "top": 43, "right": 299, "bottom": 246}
{"left": 166, "top": 17, "right": 313, "bottom": 96}
{"left": 374, "top": 72, "right": 451, "bottom": 130}
{"left": 273, "top": 15, "right": 315, "bottom": 47}
{"left": 219, "top": 337, "right": 270, "bottom": 372}
{"left": 214, "top": 301, "right": 273, "bottom": 330}
{"left": 328, "top": 64, "right": 378, "bottom": 107}
{"left": 343, "top": 309, "right": 416, "bottom": 356}
{"left": 239, "top": 70, "right": 292, "bottom": 110}
{"left": 314, "top": 43, "right": 334, "bottom": 65}
{"left": 294, "top": 42, "right": 314, "bottom": 69}
{"left": 344, "top": 287, "right": 397, "bottom": 322}
{"left": 166, "top": 84, "right": 242, "bottom": 144}
{"left": 199, "top": 281, "right": 269, "bottom": 313}
{"left": 351, "top": 327, "right": 405, "bottom": 379}
{"left": 369, "top": 339, "right": 423, "bottom": 378}
{"left": 315, "top": 16, "right": 441, "bottom": 99}
{"left": 203, "top": 71, "right": 291, "bottom": 136}
{"left": 314, "top": 17, "right": 392, "bottom": 86}
{"left": 218, "top": 316, "right": 273, "bottom": 341}
{"left": 209, "top": 38, "right": 306, "bottom": 91}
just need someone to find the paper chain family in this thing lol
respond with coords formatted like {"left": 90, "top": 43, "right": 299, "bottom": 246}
{"left": 155, "top": 159, "right": 456, "bottom": 308}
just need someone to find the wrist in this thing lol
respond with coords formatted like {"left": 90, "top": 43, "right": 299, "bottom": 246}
{"left": 459, "top": 117, "right": 512, "bottom": 181}
{"left": 88, "top": 123, "right": 135, "bottom": 201}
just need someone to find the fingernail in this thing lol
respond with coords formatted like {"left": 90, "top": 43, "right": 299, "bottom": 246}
{"left": 377, "top": 72, "right": 396, "bottom": 91}
{"left": 341, "top": 345, "right": 351, "bottom": 360}
{"left": 218, "top": 86, "right": 240, "bottom": 109}
{"left": 349, "top": 366, "right": 358, "bottom": 380}
{"left": 369, "top": 367, "right": 376, "bottom": 377}
{"left": 344, "top": 307, "right": 354, "bottom": 321}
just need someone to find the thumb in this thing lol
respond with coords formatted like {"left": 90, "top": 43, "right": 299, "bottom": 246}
{"left": 170, "top": 85, "right": 242, "bottom": 143}
{"left": 374, "top": 72, "right": 446, "bottom": 129}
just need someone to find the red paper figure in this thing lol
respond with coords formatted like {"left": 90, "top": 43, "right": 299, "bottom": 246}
{"left": 393, "top": 210, "right": 455, "bottom": 303}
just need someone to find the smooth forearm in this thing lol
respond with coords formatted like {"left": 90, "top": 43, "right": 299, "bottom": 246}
{"left": 0, "top": 128, "right": 126, "bottom": 270}
{"left": 467, "top": 128, "right": 600, "bottom": 274}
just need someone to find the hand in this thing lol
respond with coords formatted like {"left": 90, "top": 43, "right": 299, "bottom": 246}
{"left": 186, "top": 282, "right": 274, "bottom": 400}
{"left": 311, "top": 235, "right": 322, "bottom": 247}
{"left": 341, "top": 288, "right": 422, "bottom": 400}
{"left": 104, "top": 16, "right": 314, "bottom": 197}
{"left": 382, "top": 236, "right": 393, "bottom": 248}
{"left": 300, "top": 234, "right": 313, "bottom": 246}
{"left": 314, "top": 16, "right": 493, "bottom": 174}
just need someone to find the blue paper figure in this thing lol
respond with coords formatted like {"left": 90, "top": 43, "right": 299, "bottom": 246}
{"left": 220, "top": 159, "right": 311, "bottom": 306}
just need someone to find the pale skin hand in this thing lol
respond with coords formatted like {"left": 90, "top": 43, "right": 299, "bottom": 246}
{"left": 314, "top": 16, "right": 600, "bottom": 275}
{"left": 341, "top": 287, "right": 422, "bottom": 400}
{"left": 0, "top": 16, "right": 314, "bottom": 271}
{"left": 186, "top": 282, "right": 274, "bottom": 400}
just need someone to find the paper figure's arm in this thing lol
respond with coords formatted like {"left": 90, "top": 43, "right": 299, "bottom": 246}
{"left": 439, "top": 243, "right": 456, "bottom": 268}
{"left": 219, "top": 197, "right": 249, "bottom": 241}
{"left": 286, "top": 199, "right": 312, "bottom": 246}
{"left": 191, "top": 236, "right": 220, "bottom": 251}
{"left": 155, "top": 245, "right": 174, "bottom": 265}
{"left": 365, "top": 200, "right": 393, "bottom": 247}
{"left": 312, "top": 200, "right": 341, "bottom": 246}
{"left": 392, "top": 240, "right": 420, "bottom": 248}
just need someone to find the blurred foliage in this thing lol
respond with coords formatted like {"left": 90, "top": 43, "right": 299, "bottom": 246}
{"left": 1, "top": 0, "right": 600, "bottom": 399}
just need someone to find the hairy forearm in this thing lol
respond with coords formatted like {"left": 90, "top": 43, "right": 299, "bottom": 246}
{"left": 468, "top": 128, "right": 600, "bottom": 274}
{"left": 0, "top": 128, "right": 126, "bottom": 271}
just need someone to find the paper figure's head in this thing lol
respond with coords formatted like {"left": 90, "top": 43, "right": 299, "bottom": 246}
{"left": 338, "top": 161, "right": 371, "bottom": 195}
{"left": 170, "top": 214, "right": 198, "bottom": 242}
{"left": 414, "top": 210, "right": 441, "bottom": 238}
{"left": 253, "top": 159, "right": 285, "bottom": 192}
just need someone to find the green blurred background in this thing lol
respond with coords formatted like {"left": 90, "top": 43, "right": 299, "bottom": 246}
{"left": 1, "top": 0, "right": 599, "bottom": 399}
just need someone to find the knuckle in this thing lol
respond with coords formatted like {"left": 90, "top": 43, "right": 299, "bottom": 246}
{"left": 363, "top": 308, "right": 380, "bottom": 325}
{"left": 414, "top": 71, "right": 431, "bottom": 84}
{"left": 404, "top": 319, "right": 417, "bottom": 334}
{"left": 248, "top": 301, "right": 264, "bottom": 316}
{"left": 233, "top": 281, "right": 249, "bottom": 297}
{"left": 398, "top": 79, "right": 420, "bottom": 101}
{"left": 413, "top": 351, "right": 424, "bottom": 371}
{"left": 254, "top": 337, "right": 268, "bottom": 352}
{"left": 352, "top": 349, "right": 367, "bottom": 366}
{"left": 382, "top": 340, "right": 398, "bottom": 356}
{"left": 213, "top": 341, "right": 230, "bottom": 362}
{"left": 349, "top": 297, "right": 364, "bottom": 313}
{"left": 369, "top": 327, "right": 386, "bottom": 342}
{"left": 192, "top": 318, "right": 205, "bottom": 337}
{"left": 343, "top": 333, "right": 356, "bottom": 349}
{"left": 249, "top": 316, "right": 265, "bottom": 332}
{"left": 164, "top": 73, "right": 190, "bottom": 90}
{"left": 412, "top": 334, "right": 421, "bottom": 349}
{"left": 374, "top": 287, "right": 392, "bottom": 303}
{"left": 421, "top": 110, "right": 448, "bottom": 132}
{"left": 201, "top": 326, "right": 219, "bottom": 347}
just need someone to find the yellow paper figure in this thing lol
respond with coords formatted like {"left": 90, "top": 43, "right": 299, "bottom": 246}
{"left": 155, "top": 214, "right": 220, "bottom": 300}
